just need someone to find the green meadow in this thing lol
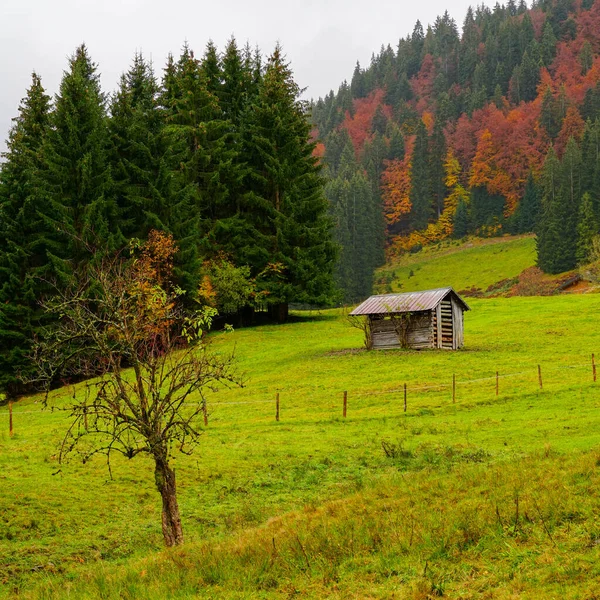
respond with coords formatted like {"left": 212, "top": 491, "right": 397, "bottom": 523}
{"left": 377, "top": 235, "right": 537, "bottom": 294}
{"left": 3, "top": 291, "right": 600, "bottom": 598}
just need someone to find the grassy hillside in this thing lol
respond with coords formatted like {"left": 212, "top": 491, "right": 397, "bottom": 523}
{"left": 376, "top": 235, "right": 537, "bottom": 295}
{"left": 3, "top": 293, "right": 600, "bottom": 598}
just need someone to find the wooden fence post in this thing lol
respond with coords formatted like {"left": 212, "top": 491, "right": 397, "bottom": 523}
{"left": 203, "top": 400, "right": 208, "bottom": 426}
{"left": 496, "top": 371, "right": 499, "bottom": 397}
{"left": 343, "top": 391, "right": 347, "bottom": 418}
{"left": 9, "top": 401, "right": 13, "bottom": 437}
{"left": 276, "top": 393, "right": 280, "bottom": 422}
{"left": 538, "top": 364, "right": 543, "bottom": 390}
{"left": 404, "top": 384, "right": 407, "bottom": 413}
{"left": 83, "top": 401, "right": 88, "bottom": 431}
{"left": 452, "top": 374, "right": 456, "bottom": 403}
{"left": 593, "top": 354, "right": 597, "bottom": 383}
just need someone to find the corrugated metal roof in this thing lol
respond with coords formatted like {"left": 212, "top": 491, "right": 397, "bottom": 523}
{"left": 349, "top": 287, "right": 470, "bottom": 316}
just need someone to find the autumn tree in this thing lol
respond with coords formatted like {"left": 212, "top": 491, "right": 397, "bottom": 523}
{"left": 31, "top": 232, "right": 241, "bottom": 546}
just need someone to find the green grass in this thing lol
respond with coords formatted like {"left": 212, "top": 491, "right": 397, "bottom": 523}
{"left": 376, "top": 235, "right": 537, "bottom": 294}
{"left": 3, "top": 293, "right": 600, "bottom": 598}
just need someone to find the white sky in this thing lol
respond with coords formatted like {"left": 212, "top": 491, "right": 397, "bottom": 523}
{"left": 1, "top": 0, "right": 494, "bottom": 151}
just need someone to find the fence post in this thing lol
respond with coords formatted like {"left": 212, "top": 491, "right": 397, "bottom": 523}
{"left": 203, "top": 400, "right": 208, "bottom": 426}
{"left": 276, "top": 393, "right": 280, "bottom": 422}
{"left": 9, "top": 401, "right": 13, "bottom": 437}
{"left": 538, "top": 364, "right": 543, "bottom": 390}
{"left": 343, "top": 391, "right": 347, "bottom": 418}
{"left": 404, "top": 383, "right": 407, "bottom": 413}
{"left": 496, "top": 371, "right": 499, "bottom": 397}
{"left": 593, "top": 354, "right": 597, "bottom": 383}
{"left": 452, "top": 374, "right": 456, "bottom": 403}
{"left": 83, "top": 401, "right": 88, "bottom": 431}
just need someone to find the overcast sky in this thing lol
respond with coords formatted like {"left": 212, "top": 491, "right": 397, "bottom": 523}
{"left": 1, "top": 0, "right": 493, "bottom": 151}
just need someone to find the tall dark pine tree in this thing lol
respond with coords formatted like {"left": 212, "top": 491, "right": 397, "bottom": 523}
{"left": 241, "top": 44, "right": 336, "bottom": 319}
{"left": 537, "top": 143, "right": 579, "bottom": 274}
{"left": 516, "top": 173, "right": 541, "bottom": 233}
{"left": 109, "top": 52, "right": 199, "bottom": 295}
{"left": 326, "top": 141, "right": 380, "bottom": 302}
{"left": 409, "top": 119, "right": 431, "bottom": 230}
{"left": 0, "top": 74, "right": 51, "bottom": 398}
{"left": 429, "top": 119, "right": 447, "bottom": 218}
{"left": 576, "top": 192, "right": 597, "bottom": 264}
{"left": 163, "top": 45, "right": 243, "bottom": 279}
{"left": 36, "top": 44, "right": 119, "bottom": 276}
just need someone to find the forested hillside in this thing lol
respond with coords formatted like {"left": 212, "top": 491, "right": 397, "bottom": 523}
{"left": 312, "top": 0, "right": 600, "bottom": 300}
{"left": 0, "top": 42, "right": 337, "bottom": 399}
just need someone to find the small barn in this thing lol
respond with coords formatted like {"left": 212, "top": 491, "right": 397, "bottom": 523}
{"left": 350, "top": 287, "right": 470, "bottom": 350}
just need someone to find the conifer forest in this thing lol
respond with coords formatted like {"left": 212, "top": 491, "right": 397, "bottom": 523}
{"left": 313, "top": 0, "right": 600, "bottom": 298}
{"left": 0, "top": 41, "right": 337, "bottom": 398}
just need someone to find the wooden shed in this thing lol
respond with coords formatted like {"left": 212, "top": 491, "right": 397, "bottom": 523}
{"left": 350, "top": 287, "right": 470, "bottom": 350}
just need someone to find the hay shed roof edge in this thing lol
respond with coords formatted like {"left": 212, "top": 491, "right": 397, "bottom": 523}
{"left": 349, "top": 287, "right": 470, "bottom": 316}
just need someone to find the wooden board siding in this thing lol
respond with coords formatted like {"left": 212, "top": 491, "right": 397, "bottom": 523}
{"left": 452, "top": 297, "right": 464, "bottom": 348}
{"left": 440, "top": 299, "right": 453, "bottom": 349}
{"left": 371, "top": 313, "right": 433, "bottom": 350}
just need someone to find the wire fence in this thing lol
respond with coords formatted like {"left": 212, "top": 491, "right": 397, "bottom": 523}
{"left": 2, "top": 354, "right": 598, "bottom": 436}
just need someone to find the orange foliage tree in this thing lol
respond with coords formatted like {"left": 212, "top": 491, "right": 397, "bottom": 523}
{"left": 381, "top": 137, "right": 414, "bottom": 226}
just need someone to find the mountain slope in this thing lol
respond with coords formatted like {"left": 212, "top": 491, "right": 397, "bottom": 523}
{"left": 313, "top": 0, "right": 600, "bottom": 300}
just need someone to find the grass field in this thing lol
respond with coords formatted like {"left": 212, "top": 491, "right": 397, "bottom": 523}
{"left": 3, "top": 291, "right": 600, "bottom": 598}
{"left": 376, "top": 235, "right": 537, "bottom": 294}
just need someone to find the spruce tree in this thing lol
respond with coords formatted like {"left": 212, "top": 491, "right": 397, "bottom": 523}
{"left": 163, "top": 44, "right": 241, "bottom": 283}
{"left": 201, "top": 40, "right": 222, "bottom": 96}
{"left": 517, "top": 173, "right": 541, "bottom": 233}
{"left": 241, "top": 44, "right": 336, "bottom": 317}
{"left": 576, "top": 192, "right": 598, "bottom": 264}
{"left": 0, "top": 73, "right": 51, "bottom": 398}
{"left": 36, "top": 44, "right": 119, "bottom": 273}
{"left": 453, "top": 199, "right": 469, "bottom": 238}
{"left": 387, "top": 124, "right": 405, "bottom": 161}
{"left": 537, "top": 145, "right": 578, "bottom": 273}
{"left": 429, "top": 119, "right": 447, "bottom": 218}
{"left": 219, "top": 37, "right": 248, "bottom": 124}
{"left": 409, "top": 119, "right": 431, "bottom": 230}
{"left": 109, "top": 52, "right": 200, "bottom": 295}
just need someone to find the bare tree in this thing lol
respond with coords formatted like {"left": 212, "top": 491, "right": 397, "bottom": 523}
{"left": 31, "top": 232, "right": 242, "bottom": 546}
{"left": 346, "top": 312, "right": 373, "bottom": 349}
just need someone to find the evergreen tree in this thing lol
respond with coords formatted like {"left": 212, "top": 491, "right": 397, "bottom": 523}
{"left": 350, "top": 62, "right": 366, "bottom": 98}
{"left": 540, "top": 22, "right": 557, "bottom": 67}
{"left": 241, "top": 44, "right": 337, "bottom": 317}
{"left": 163, "top": 44, "right": 244, "bottom": 289}
{"left": 109, "top": 52, "right": 200, "bottom": 295}
{"left": 371, "top": 105, "right": 388, "bottom": 135}
{"left": 429, "top": 119, "right": 447, "bottom": 218}
{"left": 518, "top": 50, "right": 540, "bottom": 102}
{"left": 0, "top": 73, "right": 51, "bottom": 398}
{"left": 579, "top": 41, "right": 593, "bottom": 76}
{"left": 537, "top": 144, "right": 578, "bottom": 273}
{"left": 201, "top": 40, "right": 222, "bottom": 96}
{"left": 581, "top": 118, "right": 600, "bottom": 216}
{"left": 540, "top": 86, "right": 560, "bottom": 138}
{"left": 453, "top": 199, "right": 469, "bottom": 238}
{"left": 387, "top": 123, "right": 405, "bottom": 160}
{"left": 517, "top": 173, "right": 541, "bottom": 233}
{"left": 576, "top": 192, "right": 598, "bottom": 264}
{"left": 219, "top": 37, "right": 248, "bottom": 124}
{"left": 409, "top": 119, "right": 431, "bottom": 230}
{"left": 36, "top": 44, "right": 119, "bottom": 274}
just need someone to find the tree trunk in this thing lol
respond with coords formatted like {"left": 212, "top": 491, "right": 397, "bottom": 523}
{"left": 268, "top": 302, "right": 288, "bottom": 323}
{"left": 154, "top": 454, "right": 184, "bottom": 546}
